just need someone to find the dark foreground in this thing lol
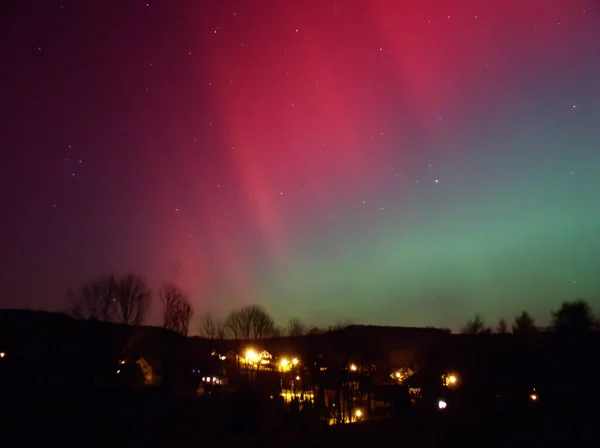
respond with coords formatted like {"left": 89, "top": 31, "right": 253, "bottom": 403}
{"left": 3, "top": 388, "right": 597, "bottom": 447}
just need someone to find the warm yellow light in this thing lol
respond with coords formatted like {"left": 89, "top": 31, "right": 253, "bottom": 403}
{"left": 120, "top": 360, "right": 126, "bottom": 365}
{"left": 292, "top": 358, "right": 299, "bottom": 366}
{"left": 392, "top": 367, "right": 415, "bottom": 383}
{"left": 245, "top": 349, "right": 259, "bottom": 363}
{"left": 296, "top": 375, "right": 300, "bottom": 380}
{"left": 0, "top": 352, "right": 5, "bottom": 358}
{"left": 355, "top": 409, "right": 363, "bottom": 418}
{"left": 280, "top": 358, "right": 289, "bottom": 368}
{"left": 350, "top": 364, "right": 357, "bottom": 372}
{"left": 530, "top": 394, "right": 537, "bottom": 401}
{"left": 444, "top": 373, "right": 459, "bottom": 387}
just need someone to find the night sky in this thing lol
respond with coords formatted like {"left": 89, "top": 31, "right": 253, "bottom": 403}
{"left": 2, "top": 1, "right": 600, "bottom": 332}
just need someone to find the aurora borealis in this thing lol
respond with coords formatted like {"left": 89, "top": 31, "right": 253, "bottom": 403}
{"left": 2, "top": 1, "right": 599, "bottom": 331}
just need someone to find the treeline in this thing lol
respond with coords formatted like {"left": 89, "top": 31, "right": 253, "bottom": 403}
{"left": 67, "top": 273, "right": 352, "bottom": 338}
{"left": 196, "top": 311, "right": 353, "bottom": 340}
{"left": 462, "top": 299, "right": 599, "bottom": 336}
{"left": 68, "top": 273, "right": 599, "bottom": 339}
{"left": 67, "top": 273, "right": 193, "bottom": 336}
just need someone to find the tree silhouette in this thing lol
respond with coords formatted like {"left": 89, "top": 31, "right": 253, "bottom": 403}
{"left": 462, "top": 314, "right": 490, "bottom": 334}
{"left": 496, "top": 318, "right": 509, "bottom": 334}
{"left": 68, "top": 274, "right": 116, "bottom": 322}
{"left": 552, "top": 299, "right": 595, "bottom": 335}
{"left": 198, "top": 313, "right": 218, "bottom": 339}
{"left": 160, "top": 282, "right": 194, "bottom": 336}
{"left": 224, "top": 310, "right": 242, "bottom": 339}
{"left": 113, "top": 273, "right": 151, "bottom": 325}
{"left": 512, "top": 311, "right": 536, "bottom": 334}
{"left": 215, "top": 321, "right": 226, "bottom": 339}
{"left": 224, "top": 305, "right": 275, "bottom": 339}
{"left": 328, "top": 319, "right": 354, "bottom": 331}
{"left": 287, "top": 318, "right": 307, "bottom": 336}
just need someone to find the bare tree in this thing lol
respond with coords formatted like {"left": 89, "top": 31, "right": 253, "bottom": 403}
{"left": 160, "top": 282, "right": 194, "bottom": 336}
{"left": 68, "top": 275, "right": 116, "bottom": 322}
{"left": 113, "top": 273, "right": 151, "bottom": 325}
{"left": 512, "top": 311, "right": 536, "bottom": 334}
{"left": 224, "top": 311, "right": 242, "bottom": 339}
{"left": 497, "top": 318, "right": 509, "bottom": 334}
{"left": 462, "top": 314, "right": 490, "bottom": 334}
{"left": 224, "top": 305, "right": 275, "bottom": 339}
{"left": 215, "top": 321, "right": 226, "bottom": 339}
{"left": 199, "top": 313, "right": 219, "bottom": 339}
{"left": 327, "top": 319, "right": 354, "bottom": 331}
{"left": 287, "top": 318, "right": 307, "bottom": 336}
